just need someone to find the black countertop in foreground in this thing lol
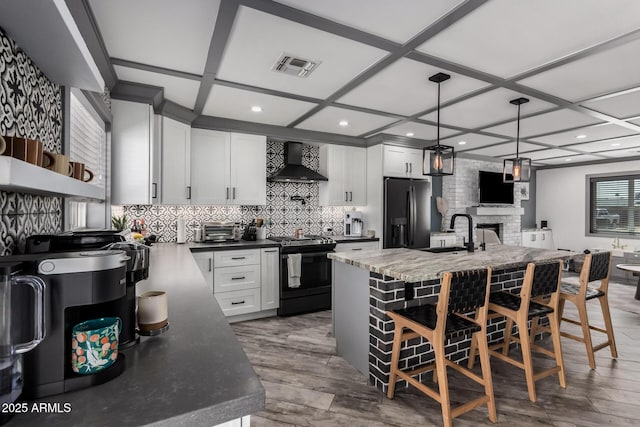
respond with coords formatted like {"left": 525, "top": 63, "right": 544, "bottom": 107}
{"left": 9, "top": 243, "right": 264, "bottom": 427}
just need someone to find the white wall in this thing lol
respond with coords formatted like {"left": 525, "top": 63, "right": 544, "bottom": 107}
{"left": 361, "top": 145, "right": 383, "bottom": 248}
{"left": 536, "top": 160, "right": 640, "bottom": 252}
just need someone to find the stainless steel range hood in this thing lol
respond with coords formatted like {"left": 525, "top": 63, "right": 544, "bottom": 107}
{"left": 267, "top": 142, "right": 328, "bottom": 182}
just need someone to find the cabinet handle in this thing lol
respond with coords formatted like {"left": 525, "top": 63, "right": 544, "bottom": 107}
{"left": 405, "top": 162, "right": 408, "bottom": 173}
{"left": 186, "top": 186, "right": 191, "bottom": 200}
{"left": 409, "top": 163, "right": 412, "bottom": 173}
{"left": 226, "top": 187, "right": 230, "bottom": 199}
{"left": 542, "top": 234, "right": 545, "bottom": 240}
{"left": 152, "top": 183, "right": 157, "bottom": 199}
{"left": 352, "top": 248, "right": 362, "bottom": 251}
{"left": 264, "top": 250, "right": 277, "bottom": 253}
{"left": 349, "top": 191, "right": 353, "bottom": 201}
{"left": 208, "top": 259, "right": 212, "bottom": 272}
{"left": 231, "top": 276, "right": 246, "bottom": 280}
{"left": 345, "top": 192, "right": 348, "bottom": 202}
{"left": 231, "top": 256, "right": 245, "bottom": 260}
{"left": 231, "top": 300, "right": 245, "bottom": 305}
{"left": 233, "top": 187, "right": 236, "bottom": 199}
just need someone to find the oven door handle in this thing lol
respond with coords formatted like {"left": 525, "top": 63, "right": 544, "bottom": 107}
{"left": 283, "top": 251, "right": 334, "bottom": 258}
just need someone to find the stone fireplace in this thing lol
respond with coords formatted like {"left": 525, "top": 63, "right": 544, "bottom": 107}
{"left": 477, "top": 223, "right": 502, "bottom": 241}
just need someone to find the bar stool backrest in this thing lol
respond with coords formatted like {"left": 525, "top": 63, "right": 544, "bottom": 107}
{"left": 588, "top": 252, "right": 610, "bottom": 282}
{"left": 447, "top": 269, "right": 490, "bottom": 314}
{"left": 531, "top": 261, "right": 562, "bottom": 298}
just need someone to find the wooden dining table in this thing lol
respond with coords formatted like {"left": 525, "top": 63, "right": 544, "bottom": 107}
{"left": 615, "top": 264, "right": 640, "bottom": 300}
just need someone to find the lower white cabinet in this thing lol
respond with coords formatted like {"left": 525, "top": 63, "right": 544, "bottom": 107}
{"left": 430, "top": 233, "right": 457, "bottom": 248}
{"left": 521, "top": 230, "right": 554, "bottom": 250}
{"left": 335, "top": 241, "right": 379, "bottom": 252}
{"left": 192, "top": 248, "right": 279, "bottom": 318}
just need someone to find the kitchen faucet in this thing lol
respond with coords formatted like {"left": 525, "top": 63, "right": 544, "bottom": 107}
{"left": 450, "top": 214, "right": 475, "bottom": 253}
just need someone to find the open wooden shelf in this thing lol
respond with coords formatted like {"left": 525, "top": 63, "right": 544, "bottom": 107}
{"left": 0, "top": 156, "right": 105, "bottom": 201}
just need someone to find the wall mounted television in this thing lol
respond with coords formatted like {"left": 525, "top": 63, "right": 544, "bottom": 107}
{"left": 479, "top": 171, "right": 514, "bottom": 204}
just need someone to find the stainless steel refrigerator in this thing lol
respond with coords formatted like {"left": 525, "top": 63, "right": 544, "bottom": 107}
{"left": 383, "top": 178, "right": 431, "bottom": 249}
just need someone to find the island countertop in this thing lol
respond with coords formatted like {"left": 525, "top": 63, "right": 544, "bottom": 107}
{"left": 328, "top": 244, "right": 577, "bottom": 282}
{"left": 8, "top": 243, "right": 264, "bottom": 427}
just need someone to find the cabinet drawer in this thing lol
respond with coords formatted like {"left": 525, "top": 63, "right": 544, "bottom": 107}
{"left": 335, "top": 242, "right": 379, "bottom": 252}
{"left": 214, "top": 249, "right": 260, "bottom": 267}
{"left": 214, "top": 265, "right": 260, "bottom": 293}
{"left": 215, "top": 288, "right": 261, "bottom": 317}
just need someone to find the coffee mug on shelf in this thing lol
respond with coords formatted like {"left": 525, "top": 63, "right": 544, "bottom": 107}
{"left": 71, "top": 317, "right": 121, "bottom": 374}
{"left": 0, "top": 135, "right": 5, "bottom": 155}
{"left": 367, "top": 230, "right": 376, "bottom": 238}
{"left": 70, "top": 161, "right": 94, "bottom": 182}
{"left": 4, "top": 136, "right": 44, "bottom": 166}
{"left": 43, "top": 151, "right": 73, "bottom": 176}
{"left": 137, "top": 291, "right": 168, "bottom": 332}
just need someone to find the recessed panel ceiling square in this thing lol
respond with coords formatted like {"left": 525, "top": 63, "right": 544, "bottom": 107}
{"left": 519, "top": 38, "right": 640, "bottom": 102}
{"left": 338, "top": 58, "right": 488, "bottom": 116}
{"left": 383, "top": 121, "right": 458, "bottom": 140}
{"left": 529, "top": 123, "right": 637, "bottom": 146}
{"left": 582, "top": 89, "right": 640, "bottom": 119}
{"left": 416, "top": 0, "right": 640, "bottom": 78}
{"left": 217, "top": 6, "right": 386, "bottom": 99}
{"left": 274, "top": 0, "right": 464, "bottom": 44}
{"left": 600, "top": 148, "right": 640, "bottom": 158}
{"left": 515, "top": 148, "right": 577, "bottom": 161}
{"left": 576, "top": 135, "right": 640, "bottom": 153}
{"left": 89, "top": 0, "right": 219, "bottom": 74}
{"left": 461, "top": 142, "right": 542, "bottom": 157}
{"left": 421, "top": 88, "right": 555, "bottom": 129}
{"left": 536, "top": 154, "right": 604, "bottom": 165}
{"left": 295, "top": 107, "right": 396, "bottom": 136}
{"left": 114, "top": 65, "right": 200, "bottom": 109}
{"left": 482, "top": 109, "right": 601, "bottom": 138}
{"left": 439, "top": 133, "right": 507, "bottom": 151}
{"left": 202, "top": 85, "right": 317, "bottom": 126}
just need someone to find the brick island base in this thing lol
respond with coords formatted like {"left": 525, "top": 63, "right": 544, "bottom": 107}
{"left": 332, "top": 261, "right": 550, "bottom": 393}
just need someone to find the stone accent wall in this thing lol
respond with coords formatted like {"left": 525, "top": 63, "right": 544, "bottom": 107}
{"left": 442, "top": 157, "right": 526, "bottom": 246}
{"left": 367, "top": 266, "right": 551, "bottom": 392}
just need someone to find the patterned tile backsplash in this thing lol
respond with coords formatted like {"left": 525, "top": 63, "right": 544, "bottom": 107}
{"left": 118, "top": 141, "right": 352, "bottom": 242}
{"left": 0, "top": 27, "right": 62, "bottom": 255}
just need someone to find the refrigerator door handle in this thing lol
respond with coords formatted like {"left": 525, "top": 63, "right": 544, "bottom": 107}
{"left": 410, "top": 186, "right": 417, "bottom": 246}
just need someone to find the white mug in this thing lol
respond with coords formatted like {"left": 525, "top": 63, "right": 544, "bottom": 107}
{"left": 137, "top": 291, "right": 168, "bottom": 332}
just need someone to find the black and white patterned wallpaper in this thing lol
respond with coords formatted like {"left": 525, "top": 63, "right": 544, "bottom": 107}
{"left": 118, "top": 141, "right": 351, "bottom": 242}
{"left": 0, "top": 27, "right": 62, "bottom": 255}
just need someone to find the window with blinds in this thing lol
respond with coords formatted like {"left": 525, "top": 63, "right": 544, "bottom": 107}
{"left": 70, "top": 93, "right": 106, "bottom": 189}
{"left": 589, "top": 174, "right": 640, "bottom": 236}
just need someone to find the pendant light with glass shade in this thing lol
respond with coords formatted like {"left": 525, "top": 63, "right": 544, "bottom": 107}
{"left": 423, "top": 72, "right": 454, "bottom": 176}
{"left": 503, "top": 97, "right": 531, "bottom": 183}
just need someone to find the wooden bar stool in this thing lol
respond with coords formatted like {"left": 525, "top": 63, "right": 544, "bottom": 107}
{"left": 558, "top": 251, "right": 617, "bottom": 369}
{"left": 469, "top": 260, "right": 566, "bottom": 402}
{"left": 386, "top": 268, "right": 496, "bottom": 427}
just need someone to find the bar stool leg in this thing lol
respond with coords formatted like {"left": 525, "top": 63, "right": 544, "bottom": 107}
{"left": 516, "top": 317, "right": 537, "bottom": 402}
{"left": 387, "top": 324, "right": 404, "bottom": 399}
{"left": 475, "top": 329, "right": 497, "bottom": 422}
{"left": 576, "top": 302, "right": 596, "bottom": 369}
{"left": 598, "top": 295, "right": 618, "bottom": 359}
{"left": 434, "top": 342, "right": 452, "bottom": 427}
{"left": 547, "top": 310, "right": 566, "bottom": 388}
{"left": 502, "top": 317, "right": 514, "bottom": 356}
{"left": 467, "top": 333, "right": 478, "bottom": 370}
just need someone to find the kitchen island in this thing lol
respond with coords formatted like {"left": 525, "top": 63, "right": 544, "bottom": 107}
{"left": 8, "top": 243, "right": 264, "bottom": 427}
{"left": 329, "top": 245, "right": 577, "bottom": 392}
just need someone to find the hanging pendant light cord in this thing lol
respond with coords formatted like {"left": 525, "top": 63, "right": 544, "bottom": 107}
{"left": 436, "top": 82, "right": 441, "bottom": 147}
{"left": 516, "top": 103, "right": 520, "bottom": 158}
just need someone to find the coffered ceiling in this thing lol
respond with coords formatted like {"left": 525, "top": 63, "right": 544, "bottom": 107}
{"left": 82, "top": 0, "right": 640, "bottom": 166}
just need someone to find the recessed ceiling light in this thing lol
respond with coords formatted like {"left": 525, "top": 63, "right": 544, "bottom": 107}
{"left": 565, "top": 158, "right": 572, "bottom": 162}
{"left": 576, "top": 134, "right": 587, "bottom": 139}
{"left": 458, "top": 141, "right": 467, "bottom": 145}
{"left": 406, "top": 132, "right": 414, "bottom": 137}
{"left": 611, "top": 142, "right": 621, "bottom": 147}
{"left": 251, "top": 105, "right": 262, "bottom": 113}
{"left": 339, "top": 120, "right": 349, "bottom": 127}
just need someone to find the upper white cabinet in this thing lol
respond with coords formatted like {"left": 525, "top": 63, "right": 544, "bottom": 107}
{"left": 319, "top": 145, "right": 367, "bottom": 206}
{"left": 111, "top": 99, "right": 159, "bottom": 205}
{"left": 189, "top": 130, "right": 266, "bottom": 206}
{"left": 160, "top": 117, "right": 191, "bottom": 205}
{"left": 383, "top": 145, "right": 424, "bottom": 179}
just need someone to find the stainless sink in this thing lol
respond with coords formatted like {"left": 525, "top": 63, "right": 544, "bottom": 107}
{"left": 421, "top": 246, "right": 468, "bottom": 253}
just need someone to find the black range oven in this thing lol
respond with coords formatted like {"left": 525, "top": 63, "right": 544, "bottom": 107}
{"left": 269, "top": 236, "right": 336, "bottom": 316}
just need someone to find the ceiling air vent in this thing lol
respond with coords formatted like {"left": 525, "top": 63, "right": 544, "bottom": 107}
{"left": 271, "top": 53, "right": 320, "bottom": 78}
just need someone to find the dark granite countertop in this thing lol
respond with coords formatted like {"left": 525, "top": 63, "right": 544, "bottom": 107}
{"left": 9, "top": 243, "right": 264, "bottom": 427}
{"left": 188, "top": 239, "right": 280, "bottom": 252}
{"left": 329, "top": 244, "right": 578, "bottom": 282}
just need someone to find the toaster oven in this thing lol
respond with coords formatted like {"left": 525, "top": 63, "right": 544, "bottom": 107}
{"left": 200, "top": 222, "right": 236, "bottom": 242}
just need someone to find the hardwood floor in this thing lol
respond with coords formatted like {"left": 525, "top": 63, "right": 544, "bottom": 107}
{"left": 231, "top": 278, "right": 640, "bottom": 426}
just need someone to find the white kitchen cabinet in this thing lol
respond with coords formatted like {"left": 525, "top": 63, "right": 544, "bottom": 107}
{"left": 160, "top": 117, "right": 191, "bottom": 204}
{"left": 261, "top": 248, "right": 280, "bottom": 310}
{"left": 383, "top": 145, "right": 423, "bottom": 179}
{"left": 111, "top": 100, "right": 159, "bottom": 205}
{"left": 521, "top": 230, "right": 554, "bottom": 250}
{"left": 430, "top": 233, "right": 457, "bottom": 248}
{"left": 190, "top": 129, "right": 230, "bottom": 204}
{"left": 230, "top": 133, "right": 267, "bottom": 205}
{"left": 192, "top": 251, "right": 214, "bottom": 289}
{"left": 319, "top": 145, "right": 367, "bottom": 206}
{"left": 335, "top": 241, "right": 379, "bottom": 252}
